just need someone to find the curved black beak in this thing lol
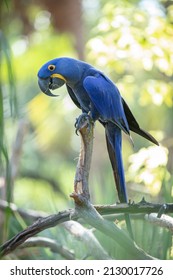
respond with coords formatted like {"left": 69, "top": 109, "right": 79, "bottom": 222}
{"left": 38, "top": 77, "right": 65, "bottom": 97}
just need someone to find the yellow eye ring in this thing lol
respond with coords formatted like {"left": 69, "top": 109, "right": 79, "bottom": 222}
{"left": 48, "top": 65, "right": 56, "bottom": 71}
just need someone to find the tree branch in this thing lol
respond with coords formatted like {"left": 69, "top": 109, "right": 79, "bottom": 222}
{"left": 70, "top": 116, "right": 155, "bottom": 260}
{"left": 0, "top": 116, "right": 163, "bottom": 260}
{"left": 19, "top": 237, "right": 75, "bottom": 260}
{"left": 72, "top": 115, "right": 94, "bottom": 202}
{"left": 95, "top": 200, "right": 173, "bottom": 215}
{"left": 1, "top": 199, "right": 173, "bottom": 221}
{"left": 1, "top": 198, "right": 173, "bottom": 259}
{"left": 145, "top": 213, "right": 173, "bottom": 233}
{"left": 75, "top": 201, "right": 155, "bottom": 259}
{"left": 63, "top": 220, "right": 111, "bottom": 259}
{"left": 0, "top": 209, "right": 77, "bottom": 257}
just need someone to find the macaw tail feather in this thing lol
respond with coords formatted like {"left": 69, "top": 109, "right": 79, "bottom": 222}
{"left": 105, "top": 123, "right": 134, "bottom": 239}
{"left": 122, "top": 99, "right": 159, "bottom": 146}
{"left": 105, "top": 123, "right": 127, "bottom": 203}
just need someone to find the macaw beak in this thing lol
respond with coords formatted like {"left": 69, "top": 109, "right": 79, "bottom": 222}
{"left": 38, "top": 77, "right": 65, "bottom": 97}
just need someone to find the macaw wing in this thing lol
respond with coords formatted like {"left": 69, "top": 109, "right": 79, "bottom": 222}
{"left": 83, "top": 74, "right": 129, "bottom": 134}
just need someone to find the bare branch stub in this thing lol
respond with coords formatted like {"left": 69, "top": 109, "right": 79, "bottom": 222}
{"left": 71, "top": 117, "right": 94, "bottom": 205}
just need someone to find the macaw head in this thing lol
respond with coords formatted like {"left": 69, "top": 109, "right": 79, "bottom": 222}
{"left": 37, "top": 57, "right": 81, "bottom": 97}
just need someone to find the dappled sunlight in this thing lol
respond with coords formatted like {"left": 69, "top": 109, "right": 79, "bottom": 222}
{"left": 87, "top": 1, "right": 173, "bottom": 111}
{"left": 129, "top": 146, "right": 168, "bottom": 171}
{"left": 34, "top": 10, "right": 51, "bottom": 31}
{"left": 140, "top": 80, "right": 173, "bottom": 107}
{"left": 128, "top": 146, "right": 169, "bottom": 196}
{"left": 12, "top": 37, "right": 29, "bottom": 57}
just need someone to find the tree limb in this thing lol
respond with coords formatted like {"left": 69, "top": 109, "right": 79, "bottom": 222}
{"left": 63, "top": 220, "right": 111, "bottom": 259}
{"left": 72, "top": 115, "right": 94, "bottom": 202}
{"left": 0, "top": 209, "right": 77, "bottom": 257}
{"left": 145, "top": 213, "right": 173, "bottom": 233}
{"left": 75, "top": 201, "right": 155, "bottom": 259}
{"left": 70, "top": 116, "right": 155, "bottom": 260}
{"left": 19, "top": 237, "right": 75, "bottom": 259}
{"left": 0, "top": 116, "right": 161, "bottom": 260}
{"left": 1, "top": 199, "right": 173, "bottom": 221}
{"left": 95, "top": 200, "right": 173, "bottom": 215}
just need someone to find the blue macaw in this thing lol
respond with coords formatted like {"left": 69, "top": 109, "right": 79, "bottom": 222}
{"left": 38, "top": 57, "right": 158, "bottom": 236}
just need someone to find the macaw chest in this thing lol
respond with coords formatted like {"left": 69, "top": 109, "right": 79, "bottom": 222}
{"left": 73, "top": 85, "right": 91, "bottom": 113}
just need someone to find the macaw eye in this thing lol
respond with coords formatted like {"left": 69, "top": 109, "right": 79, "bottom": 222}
{"left": 48, "top": 65, "right": 56, "bottom": 71}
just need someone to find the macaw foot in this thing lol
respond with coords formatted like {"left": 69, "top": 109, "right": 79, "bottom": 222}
{"left": 75, "top": 113, "right": 94, "bottom": 135}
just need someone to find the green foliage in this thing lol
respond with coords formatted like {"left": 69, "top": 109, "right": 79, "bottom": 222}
{"left": 87, "top": 0, "right": 173, "bottom": 133}
{"left": 0, "top": 31, "right": 18, "bottom": 204}
{"left": 127, "top": 145, "right": 169, "bottom": 196}
{"left": 86, "top": 0, "right": 173, "bottom": 202}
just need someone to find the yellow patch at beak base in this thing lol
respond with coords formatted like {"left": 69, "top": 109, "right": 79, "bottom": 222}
{"left": 51, "top": 73, "right": 67, "bottom": 82}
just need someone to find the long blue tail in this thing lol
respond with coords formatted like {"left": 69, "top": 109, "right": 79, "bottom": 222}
{"left": 105, "top": 122, "right": 134, "bottom": 239}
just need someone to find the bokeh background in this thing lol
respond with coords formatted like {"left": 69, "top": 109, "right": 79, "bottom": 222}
{"left": 0, "top": 0, "right": 173, "bottom": 259}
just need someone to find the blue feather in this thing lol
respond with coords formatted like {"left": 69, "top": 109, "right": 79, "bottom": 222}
{"left": 83, "top": 74, "right": 130, "bottom": 135}
{"left": 38, "top": 57, "right": 159, "bottom": 239}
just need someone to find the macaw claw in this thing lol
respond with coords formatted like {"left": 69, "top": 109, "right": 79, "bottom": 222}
{"left": 75, "top": 113, "right": 93, "bottom": 135}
